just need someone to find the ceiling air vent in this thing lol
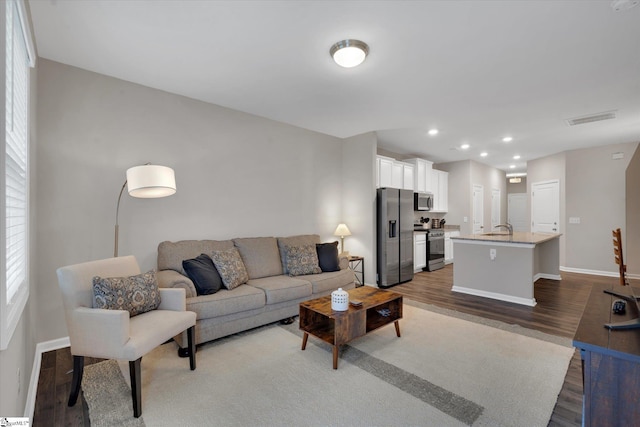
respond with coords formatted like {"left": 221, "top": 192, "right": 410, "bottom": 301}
{"left": 566, "top": 111, "right": 617, "bottom": 126}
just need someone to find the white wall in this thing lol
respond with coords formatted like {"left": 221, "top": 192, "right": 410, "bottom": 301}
{"left": 36, "top": 59, "right": 347, "bottom": 342}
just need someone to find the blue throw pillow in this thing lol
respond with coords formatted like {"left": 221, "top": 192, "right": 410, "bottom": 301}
{"left": 316, "top": 242, "right": 340, "bottom": 272}
{"left": 182, "top": 254, "right": 223, "bottom": 295}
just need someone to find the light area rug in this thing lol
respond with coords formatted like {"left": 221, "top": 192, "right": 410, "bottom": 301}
{"left": 83, "top": 301, "right": 573, "bottom": 427}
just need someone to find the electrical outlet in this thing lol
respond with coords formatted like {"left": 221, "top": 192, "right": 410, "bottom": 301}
{"left": 490, "top": 248, "right": 497, "bottom": 260}
{"left": 463, "top": 216, "right": 468, "bottom": 223}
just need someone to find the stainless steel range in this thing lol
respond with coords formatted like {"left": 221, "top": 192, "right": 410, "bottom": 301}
{"left": 426, "top": 228, "right": 445, "bottom": 271}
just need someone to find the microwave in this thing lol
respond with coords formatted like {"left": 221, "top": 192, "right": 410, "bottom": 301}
{"left": 414, "top": 192, "right": 433, "bottom": 211}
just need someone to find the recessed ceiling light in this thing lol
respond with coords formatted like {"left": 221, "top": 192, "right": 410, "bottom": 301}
{"left": 480, "top": 152, "right": 488, "bottom": 157}
{"left": 428, "top": 129, "right": 439, "bottom": 136}
{"left": 509, "top": 164, "right": 516, "bottom": 169}
{"left": 513, "top": 155, "right": 521, "bottom": 160}
{"left": 461, "top": 143, "right": 470, "bottom": 150}
{"left": 502, "top": 136, "right": 513, "bottom": 143}
{"left": 330, "top": 39, "right": 369, "bottom": 68}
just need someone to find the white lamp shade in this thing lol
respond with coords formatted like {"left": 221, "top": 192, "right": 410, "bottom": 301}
{"left": 126, "top": 165, "right": 176, "bottom": 198}
{"left": 334, "top": 223, "right": 352, "bottom": 237}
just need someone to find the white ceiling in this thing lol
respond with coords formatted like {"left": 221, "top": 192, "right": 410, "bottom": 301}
{"left": 28, "top": 0, "right": 640, "bottom": 173}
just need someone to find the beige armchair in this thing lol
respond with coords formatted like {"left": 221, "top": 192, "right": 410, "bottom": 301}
{"left": 56, "top": 255, "right": 197, "bottom": 418}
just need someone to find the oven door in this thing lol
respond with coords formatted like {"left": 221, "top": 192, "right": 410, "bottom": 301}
{"left": 426, "top": 235, "right": 445, "bottom": 271}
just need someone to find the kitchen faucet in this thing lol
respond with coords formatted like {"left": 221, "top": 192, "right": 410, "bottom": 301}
{"left": 495, "top": 223, "right": 513, "bottom": 236}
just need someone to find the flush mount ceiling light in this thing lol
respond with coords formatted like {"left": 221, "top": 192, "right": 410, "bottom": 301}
{"left": 428, "top": 128, "right": 439, "bottom": 136}
{"left": 513, "top": 155, "right": 521, "bottom": 160}
{"left": 460, "top": 143, "right": 470, "bottom": 150}
{"left": 502, "top": 136, "right": 513, "bottom": 143}
{"left": 330, "top": 39, "right": 369, "bottom": 68}
{"left": 480, "top": 152, "right": 488, "bottom": 157}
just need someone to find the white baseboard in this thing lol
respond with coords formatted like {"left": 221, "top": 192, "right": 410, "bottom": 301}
{"left": 452, "top": 285, "right": 537, "bottom": 307}
{"left": 25, "top": 337, "right": 70, "bottom": 418}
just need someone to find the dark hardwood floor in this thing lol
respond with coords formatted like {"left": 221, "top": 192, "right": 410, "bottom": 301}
{"left": 33, "top": 265, "right": 632, "bottom": 426}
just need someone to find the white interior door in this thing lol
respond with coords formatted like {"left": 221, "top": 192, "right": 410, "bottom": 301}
{"left": 491, "top": 188, "right": 500, "bottom": 230}
{"left": 508, "top": 193, "right": 528, "bottom": 232}
{"left": 473, "top": 184, "right": 484, "bottom": 234}
{"left": 531, "top": 180, "right": 560, "bottom": 233}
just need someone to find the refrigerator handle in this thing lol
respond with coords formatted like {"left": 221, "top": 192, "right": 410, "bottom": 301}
{"left": 389, "top": 220, "right": 397, "bottom": 238}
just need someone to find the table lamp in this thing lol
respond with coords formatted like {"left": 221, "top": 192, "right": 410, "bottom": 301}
{"left": 334, "top": 223, "right": 352, "bottom": 257}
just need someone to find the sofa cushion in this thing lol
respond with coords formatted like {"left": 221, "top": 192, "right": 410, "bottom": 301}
{"left": 277, "top": 235, "right": 321, "bottom": 275}
{"left": 186, "top": 285, "right": 265, "bottom": 320}
{"left": 316, "top": 241, "right": 340, "bottom": 272}
{"left": 298, "top": 268, "right": 355, "bottom": 294}
{"left": 182, "top": 254, "right": 223, "bottom": 295}
{"left": 233, "top": 237, "right": 283, "bottom": 279}
{"left": 92, "top": 270, "right": 161, "bottom": 317}
{"left": 210, "top": 247, "right": 249, "bottom": 290}
{"left": 158, "top": 240, "right": 234, "bottom": 275}
{"left": 284, "top": 244, "right": 322, "bottom": 276}
{"left": 247, "top": 275, "right": 312, "bottom": 305}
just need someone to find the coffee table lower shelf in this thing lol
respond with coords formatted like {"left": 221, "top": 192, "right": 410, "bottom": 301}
{"left": 299, "top": 287, "right": 403, "bottom": 369}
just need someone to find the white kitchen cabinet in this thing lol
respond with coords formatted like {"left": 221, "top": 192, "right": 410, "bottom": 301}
{"left": 391, "top": 161, "right": 403, "bottom": 189}
{"left": 444, "top": 230, "right": 459, "bottom": 264}
{"left": 405, "top": 158, "right": 433, "bottom": 193}
{"left": 414, "top": 233, "right": 427, "bottom": 272}
{"left": 377, "top": 156, "right": 394, "bottom": 188}
{"left": 402, "top": 163, "right": 414, "bottom": 191}
{"left": 377, "top": 156, "right": 415, "bottom": 190}
{"left": 431, "top": 169, "right": 449, "bottom": 212}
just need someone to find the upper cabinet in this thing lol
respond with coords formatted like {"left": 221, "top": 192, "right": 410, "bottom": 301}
{"left": 376, "top": 156, "right": 414, "bottom": 190}
{"left": 405, "top": 158, "right": 433, "bottom": 193}
{"left": 431, "top": 169, "right": 448, "bottom": 212}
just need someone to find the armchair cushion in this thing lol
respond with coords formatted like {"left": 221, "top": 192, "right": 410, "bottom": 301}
{"left": 93, "top": 270, "right": 161, "bottom": 317}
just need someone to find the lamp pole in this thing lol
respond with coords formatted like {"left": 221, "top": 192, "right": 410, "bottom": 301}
{"left": 114, "top": 179, "right": 128, "bottom": 257}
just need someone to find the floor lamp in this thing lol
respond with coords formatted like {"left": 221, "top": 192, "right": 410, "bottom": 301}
{"left": 114, "top": 164, "right": 176, "bottom": 257}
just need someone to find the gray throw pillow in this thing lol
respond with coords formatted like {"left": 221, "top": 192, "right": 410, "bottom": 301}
{"left": 285, "top": 244, "right": 322, "bottom": 276}
{"left": 93, "top": 270, "right": 161, "bottom": 317}
{"left": 210, "top": 247, "right": 249, "bottom": 289}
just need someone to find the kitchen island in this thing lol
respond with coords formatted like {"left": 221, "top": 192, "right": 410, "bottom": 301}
{"left": 450, "top": 232, "right": 562, "bottom": 306}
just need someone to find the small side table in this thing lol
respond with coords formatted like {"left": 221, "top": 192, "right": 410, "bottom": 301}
{"left": 348, "top": 256, "right": 364, "bottom": 287}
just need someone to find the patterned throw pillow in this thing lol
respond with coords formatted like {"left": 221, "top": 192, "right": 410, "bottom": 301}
{"left": 210, "top": 247, "right": 249, "bottom": 289}
{"left": 285, "top": 244, "right": 322, "bottom": 276}
{"left": 93, "top": 270, "right": 161, "bottom": 317}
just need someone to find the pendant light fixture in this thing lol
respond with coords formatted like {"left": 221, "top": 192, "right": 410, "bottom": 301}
{"left": 330, "top": 39, "right": 369, "bottom": 68}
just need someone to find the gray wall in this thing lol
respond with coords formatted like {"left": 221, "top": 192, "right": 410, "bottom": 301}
{"left": 343, "top": 132, "right": 377, "bottom": 284}
{"left": 565, "top": 142, "right": 638, "bottom": 273}
{"left": 35, "top": 59, "right": 350, "bottom": 343}
{"left": 507, "top": 176, "right": 527, "bottom": 194}
{"left": 627, "top": 147, "right": 640, "bottom": 276}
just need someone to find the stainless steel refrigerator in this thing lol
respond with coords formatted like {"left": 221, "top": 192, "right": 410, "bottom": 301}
{"left": 377, "top": 188, "right": 414, "bottom": 288}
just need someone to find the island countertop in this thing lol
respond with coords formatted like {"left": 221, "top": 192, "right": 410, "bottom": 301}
{"left": 451, "top": 231, "right": 561, "bottom": 245}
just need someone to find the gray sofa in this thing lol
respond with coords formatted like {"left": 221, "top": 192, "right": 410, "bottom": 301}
{"left": 156, "top": 234, "right": 355, "bottom": 351}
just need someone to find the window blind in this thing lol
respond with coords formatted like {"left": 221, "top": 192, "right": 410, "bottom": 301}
{"left": 5, "top": 0, "right": 28, "bottom": 304}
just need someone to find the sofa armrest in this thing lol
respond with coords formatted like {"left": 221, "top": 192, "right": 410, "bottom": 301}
{"left": 69, "top": 307, "right": 129, "bottom": 357}
{"left": 157, "top": 269, "right": 197, "bottom": 298}
{"left": 339, "top": 255, "right": 349, "bottom": 270}
{"left": 158, "top": 288, "right": 186, "bottom": 311}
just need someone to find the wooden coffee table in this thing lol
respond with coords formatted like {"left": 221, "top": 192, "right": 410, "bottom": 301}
{"left": 299, "top": 286, "right": 403, "bottom": 369}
